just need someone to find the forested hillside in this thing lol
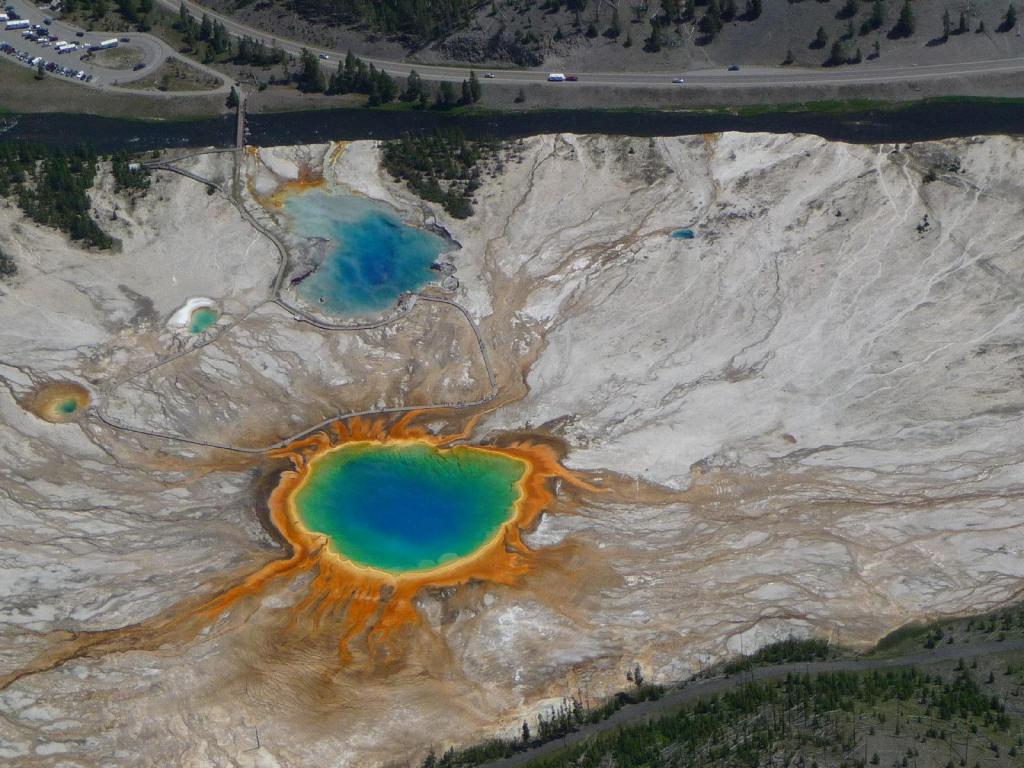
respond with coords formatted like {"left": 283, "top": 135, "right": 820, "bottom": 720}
{"left": 258, "top": 0, "right": 479, "bottom": 41}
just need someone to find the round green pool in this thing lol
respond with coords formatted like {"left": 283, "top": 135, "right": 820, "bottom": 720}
{"left": 188, "top": 307, "right": 219, "bottom": 334}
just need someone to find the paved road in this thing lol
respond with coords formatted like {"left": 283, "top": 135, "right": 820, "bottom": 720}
{"left": 154, "top": 0, "right": 1024, "bottom": 89}
{"left": 2, "top": 0, "right": 228, "bottom": 93}
{"left": 8, "top": 0, "right": 1022, "bottom": 97}
{"left": 481, "top": 638, "right": 1024, "bottom": 767}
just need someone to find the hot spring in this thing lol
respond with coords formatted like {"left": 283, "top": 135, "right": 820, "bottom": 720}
{"left": 188, "top": 307, "right": 219, "bottom": 334}
{"left": 25, "top": 381, "right": 91, "bottom": 423}
{"left": 291, "top": 441, "right": 526, "bottom": 574}
{"left": 283, "top": 191, "right": 447, "bottom": 316}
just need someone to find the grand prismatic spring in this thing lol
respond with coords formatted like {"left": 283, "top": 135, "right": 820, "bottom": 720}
{"left": 0, "top": 413, "right": 598, "bottom": 689}
{"left": 293, "top": 441, "right": 527, "bottom": 574}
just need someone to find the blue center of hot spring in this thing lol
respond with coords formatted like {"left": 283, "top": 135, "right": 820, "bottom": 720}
{"left": 293, "top": 442, "right": 526, "bottom": 573}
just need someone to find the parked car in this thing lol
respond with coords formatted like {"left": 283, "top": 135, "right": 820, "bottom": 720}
{"left": 75, "top": 30, "right": 83, "bottom": 36}
{"left": 318, "top": 53, "right": 329, "bottom": 59}
{"left": 119, "top": 36, "right": 129, "bottom": 42}
{"left": 728, "top": 64, "right": 740, "bottom": 71}
{"left": 132, "top": 62, "right": 144, "bottom": 70}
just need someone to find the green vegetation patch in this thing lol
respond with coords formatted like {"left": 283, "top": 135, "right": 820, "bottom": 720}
{"left": 722, "top": 636, "right": 839, "bottom": 674}
{"left": 520, "top": 663, "right": 1023, "bottom": 768}
{"left": 381, "top": 130, "right": 512, "bottom": 219}
{"left": 272, "top": 0, "right": 475, "bottom": 43}
{"left": 0, "top": 143, "right": 111, "bottom": 249}
{"left": 870, "top": 602, "right": 1024, "bottom": 658}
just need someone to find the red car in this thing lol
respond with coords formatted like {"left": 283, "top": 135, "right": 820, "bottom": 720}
{"left": 566, "top": 74, "right": 578, "bottom": 81}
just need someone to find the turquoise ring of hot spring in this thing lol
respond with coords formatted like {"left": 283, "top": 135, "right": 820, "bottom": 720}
{"left": 291, "top": 440, "right": 529, "bottom": 574}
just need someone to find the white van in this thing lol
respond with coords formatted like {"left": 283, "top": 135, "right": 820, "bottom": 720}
{"left": 547, "top": 72, "right": 566, "bottom": 82}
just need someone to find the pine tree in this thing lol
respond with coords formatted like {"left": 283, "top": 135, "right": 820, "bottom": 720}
{"left": 958, "top": 10, "right": 967, "bottom": 33}
{"left": 813, "top": 25, "right": 828, "bottom": 48}
{"left": 699, "top": 0, "right": 723, "bottom": 38}
{"left": 942, "top": 8, "right": 951, "bottom": 39}
{"left": 436, "top": 80, "right": 457, "bottom": 108}
{"left": 403, "top": 69, "right": 424, "bottom": 102}
{"left": 468, "top": 70, "right": 481, "bottom": 102}
{"left": 298, "top": 48, "right": 325, "bottom": 93}
{"left": 746, "top": 0, "right": 762, "bottom": 19}
{"left": 892, "top": 0, "right": 915, "bottom": 37}
{"left": 605, "top": 7, "right": 621, "bottom": 36}
{"left": 1003, "top": 3, "right": 1018, "bottom": 30}
{"left": 646, "top": 18, "right": 663, "bottom": 50}
{"left": 827, "top": 38, "right": 845, "bottom": 64}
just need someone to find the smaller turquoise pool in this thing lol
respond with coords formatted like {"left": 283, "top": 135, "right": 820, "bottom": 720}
{"left": 188, "top": 307, "right": 219, "bottom": 334}
{"left": 671, "top": 229, "right": 695, "bottom": 240}
{"left": 57, "top": 398, "right": 79, "bottom": 415}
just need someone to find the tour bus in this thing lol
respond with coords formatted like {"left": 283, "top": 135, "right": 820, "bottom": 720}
{"left": 6, "top": 19, "right": 30, "bottom": 29}
{"left": 547, "top": 72, "right": 566, "bottom": 82}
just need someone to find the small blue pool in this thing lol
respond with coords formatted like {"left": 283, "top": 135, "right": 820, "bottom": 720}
{"left": 671, "top": 229, "right": 695, "bottom": 240}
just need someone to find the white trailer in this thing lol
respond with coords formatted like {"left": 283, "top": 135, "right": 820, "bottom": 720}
{"left": 6, "top": 19, "right": 30, "bottom": 29}
{"left": 96, "top": 37, "right": 118, "bottom": 49}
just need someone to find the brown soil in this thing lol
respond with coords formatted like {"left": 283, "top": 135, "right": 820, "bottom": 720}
{"left": 89, "top": 45, "right": 146, "bottom": 70}
{"left": 0, "top": 58, "right": 226, "bottom": 118}
{"left": 116, "top": 56, "right": 223, "bottom": 92}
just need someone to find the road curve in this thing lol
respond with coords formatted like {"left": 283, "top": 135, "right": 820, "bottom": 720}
{"left": 3, "top": 0, "right": 230, "bottom": 96}
{"left": 153, "top": 0, "right": 1024, "bottom": 88}
{"left": 482, "top": 638, "right": 1024, "bottom": 768}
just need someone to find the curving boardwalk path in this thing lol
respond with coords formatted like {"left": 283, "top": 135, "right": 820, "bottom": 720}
{"left": 90, "top": 150, "right": 499, "bottom": 454}
{"left": 482, "top": 638, "right": 1024, "bottom": 767}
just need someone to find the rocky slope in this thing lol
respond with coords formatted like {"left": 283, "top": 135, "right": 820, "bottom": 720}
{"left": 0, "top": 132, "right": 1023, "bottom": 766}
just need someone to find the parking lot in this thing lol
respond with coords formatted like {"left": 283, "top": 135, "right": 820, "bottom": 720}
{"left": 0, "top": 0, "right": 167, "bottom": 88}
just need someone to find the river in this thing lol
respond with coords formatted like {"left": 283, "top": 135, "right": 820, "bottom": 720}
{"left": 2, "top": 100, "right": 1022, "bottom": 152}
